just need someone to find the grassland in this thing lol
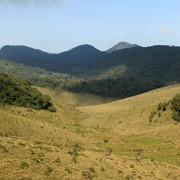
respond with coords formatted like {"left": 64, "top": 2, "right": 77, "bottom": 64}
{"left": 0, "top": 85, "right": 180, "bottom": 179}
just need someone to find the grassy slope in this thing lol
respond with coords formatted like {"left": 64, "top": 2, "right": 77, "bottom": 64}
{"left": 0, "top": 85, "right": 180, "bottom": 179}
{"left": 37, "top": 87, "right": 114, "bottom": 107}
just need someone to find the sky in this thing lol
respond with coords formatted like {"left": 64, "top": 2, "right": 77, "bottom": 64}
{"left": 0, "top": 0, "right": 180, "bottom": 53}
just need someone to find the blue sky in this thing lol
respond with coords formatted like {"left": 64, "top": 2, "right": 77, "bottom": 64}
{"left": 0, "top": 0, "right": 180, "bottom": 53}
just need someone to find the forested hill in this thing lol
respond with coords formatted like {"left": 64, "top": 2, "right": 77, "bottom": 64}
{"left": 56, "top": 44, "right": 107, "bottom": 64}
{"left": 0, "top": 44, "right": 107, "bottom": 74}
{"left": 0, "top": 44, "right": 180, "bottom": 98}
{"left": 0, "top": 44, "right": 180, "bottom": 86}
{"left": 88, "top": 45, "right": 180, "bottom": 84}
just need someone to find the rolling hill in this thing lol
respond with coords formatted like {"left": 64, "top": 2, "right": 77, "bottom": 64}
{"left": 0, "top": 44, "right": 107, "bottom": 74}
{"left": 0, "top": 84, "right": 179, "bottom": 179}
{"left": 0, "top": 44, "right": 180, "bottom": 99}
{"left": 0, "top": 59, "right": 79, "bottom": 89}
{"left": 0, "top": 59, "right": 164, "bottom": 99}
{"left": 87, "top": 45, "right": 180, "bottom": 83}
{"left": 1, "top": 44, "right": 179, "bottom": 80}
{"left": 1, "top": 44, "right": 179, "bottom": 81}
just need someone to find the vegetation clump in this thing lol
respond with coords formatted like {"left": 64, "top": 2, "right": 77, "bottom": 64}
{"left": 153, "top": 94, "right": 180, "bottom": 122}
{"left": 44, "top": 166, "right": 53, "bottom": 175}
{"left": 68, "top": 77, "right": 163, "bottom": 99}
{"left": 157, "top": 101, "right": 170, "bottom": 111}
{"left": 82, "top": 167, "right": 96, "bottom": 179}
{"left": 171, "top": 94, "right": 180, "bottom": 122}
{"left": 68, "top": 144, "right": 83, "bottom": 163}
{"left": 20, "top": 161, "right": 29, "bottom": 169}
{"left": 0, "top": 73, "right": 56, "bottom": 111}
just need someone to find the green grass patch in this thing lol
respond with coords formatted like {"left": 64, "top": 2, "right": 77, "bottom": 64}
{"left": 96, "top": 135, "right": 178, "bottom": 166}
{"left": 123, "top": 136, "right": 174, "bottom": 149}
{"left": 150, "top": 153, "right": 180, "bottom": 166}
{"left": 63, "top": 124, "right": 93, "bottom": 135}
{"left": 122, "top": 135, "right": 179, "bottom": 165}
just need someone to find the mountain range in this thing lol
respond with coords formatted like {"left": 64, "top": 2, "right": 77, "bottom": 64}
{"left": 0, "top": 44, "right": 107, "bottom": 74}
{"left": 0, "top": 42, "right": 180, "bottom": 98}
{"left": 0, "top": 42, "right": 179, "bottom": 81}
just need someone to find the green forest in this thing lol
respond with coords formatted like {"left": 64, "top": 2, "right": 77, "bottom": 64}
{"left": 0, "top": 45, "right": 179, "bottom": 99}
{"left": 0, "top": 73, "right": 56, "bottom": 111}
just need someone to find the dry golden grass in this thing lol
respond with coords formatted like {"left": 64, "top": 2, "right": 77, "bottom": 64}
{"left": 37, "top": 87, "right": 114, "bottom": 107}
{"left": 0, "top": 85, "right": 180, "bottom": 179}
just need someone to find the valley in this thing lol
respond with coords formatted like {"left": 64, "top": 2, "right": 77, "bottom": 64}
{"left": 0, "top": 42, "right": 179, "bottom": 180}
{"left": 0, "top": 85, "right": 179, "bottom": 179}
{"left": 1, "top": 1, "right": 180, "bottom": 179}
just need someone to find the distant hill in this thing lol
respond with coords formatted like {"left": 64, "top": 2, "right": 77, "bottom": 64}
{"left": 1, "top": 44, "right": 180, "bottom": 98}
{"left": 0, "top": 44, "right": 107, "bottom": 74}
{"left": 106, "top": 41, "right": 138, "bottom": 53}
{"left": 68, "top": 76, "right": 163, "bottom": 98}
{"left": 56, "top": 44, "right": 107, "bottom": 64}
{"left": 1, "top": 44, "right": 179, "bottom": 82}
{"left": 0, "top": 45, "right": 50, "bottom": 59}
{"left": 67, "top": 45, "right": 180, "bottom": 98}
{"left": 0, "top": 60, "right": 79, "bottom": 89}
{"left": 88, "top": 45, "right": 180, "bottom": 83}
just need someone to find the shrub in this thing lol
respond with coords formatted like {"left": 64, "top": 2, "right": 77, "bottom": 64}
{"left": 44, "top": 166, "right": 53, "bottom": 175}
{"left": 103, "top": 138, "right": 109, "bottom": 144}
{"left": 171, "top": 94, "right": 180, "bottom": 122}
{"left": 48, "top": 106, "right": 57, "bottom": 112}
{"left": 20, "top": 161, "right": 29, "bottom": 169}
{"left": 157, "top": 101, "right": 169, "bottom": 111}
{"left": 0, "top": 145, "right": 8, "bottom": 153}
{"left": 68, "top": 144, "right": 83, "bottom": 163}
{"left": 172, "top": 111, "right": 180, "bottom": 122}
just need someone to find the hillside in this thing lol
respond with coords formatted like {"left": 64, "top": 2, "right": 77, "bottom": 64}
{"left": 0, "top": 60, "right": 79, "bottom": 89}
{"left": 1, "top": 44, "right": 180, "bottom": 82}
{"left": 1, "top": 44, "right": 180, "bottom": 99}
{"left": 0, "top": 85, "right": 180, "bottom": 179}
{"left": 56, "top": 44, "right": 107, "bottom": 64}
{"left": 0, "top": 59, "right": 164, "bottom": 99}
{"left": 68, "top": 76, "right": 164, "bottom": 98}
{"left": 37, "top": 87, "right": 114, "bottom": 107}
{"left": 0, "top": 44, "right": 107, "bottom": 74}
{"left": 88, "top": 45, "right": 180, "bottom": 83}
{"left": 67, "top": 45, "right": 180, "bottom": 97}
{"left": 0, "top": 73, "right": 56, "bottom": 111}
{"left": 106, "top": 41, "right": 138, "bottom": 53}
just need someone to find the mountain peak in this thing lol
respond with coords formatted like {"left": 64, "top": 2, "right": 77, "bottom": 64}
{"left": 58, "top": 44, "right": 107, "bottom": 64}
{"left": 67, "top": 44, "right": 101, "bottom": 53}
{"left": 106, "top": 41, "right": 138, "bottom": 53}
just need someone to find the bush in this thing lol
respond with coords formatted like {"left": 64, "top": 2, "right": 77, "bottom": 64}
{"left": 68, "top": 144, "right": 83, "bottom": 163}
{"left": 48, "top": 106, "right": 57, "bottom": 112}
{"left": 172, "top": 111, "right": 180, "bottom": 122}
{"left": 20, "top": 161, "right": 29, "bottom": 169}
{"left": 157, "top": 101, "right": 169, "bottom": 111}
{"left": 103, "top": 138, "right": 109, "bottom": 144}
{"left": 44, "top": 166, "right": 53, "bottom": 175}
{"left": 171, "top": 94, "right": 180, "bottom": 122}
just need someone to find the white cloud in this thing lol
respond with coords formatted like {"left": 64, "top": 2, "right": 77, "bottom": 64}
{"left": 159, "top": 24, "right": 174, "bottom": 36}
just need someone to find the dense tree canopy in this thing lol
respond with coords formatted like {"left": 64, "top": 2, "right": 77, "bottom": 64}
{"left": 0, "top": 45, "right": 179, "bottom": 99}
{"left": 0, "top": 73, "right": 56, "bottom": 111}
